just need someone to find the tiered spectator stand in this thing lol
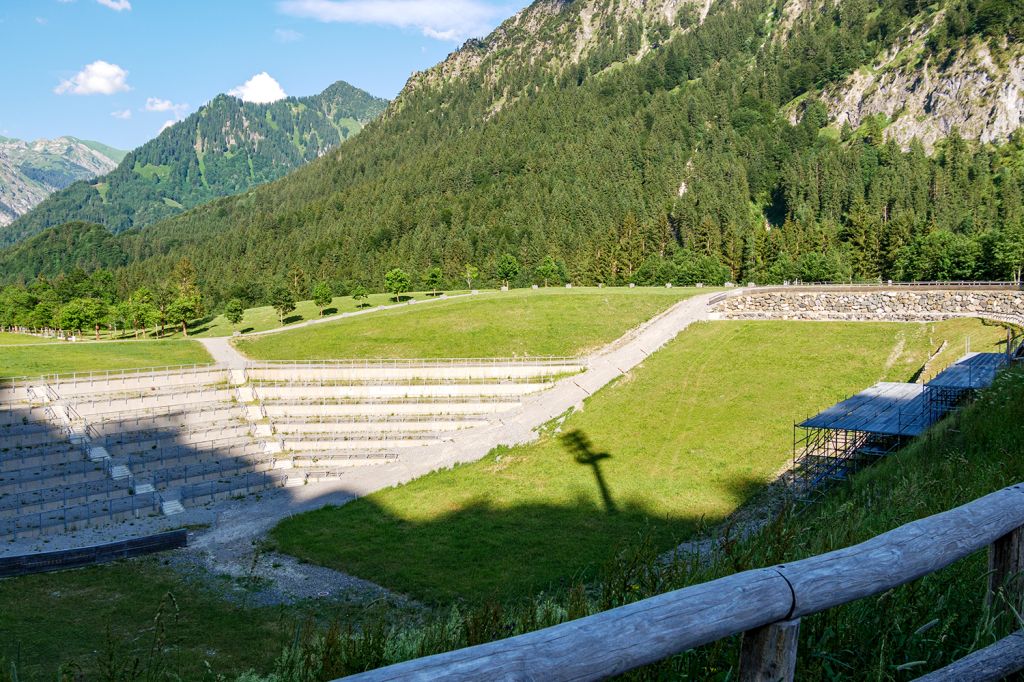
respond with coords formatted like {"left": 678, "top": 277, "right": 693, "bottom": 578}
{"left": 1, "top": 358, "right": 584, "bottom": 540}
{"left": 247, "top": 358, "right": 582, "bottom": 483}
{"left": 1, "top": 381, "right": 157, "bottom": 539}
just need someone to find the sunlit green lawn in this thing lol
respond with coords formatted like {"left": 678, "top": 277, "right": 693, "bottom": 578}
{"left": 236, "top": 287, "right": 707, "bottom": 360}
{"left": 0, "top": 332, "right": 58, "bottom": 345}
{"left": 0, "top": 339, "right": 211, "bottom": 379}
{"left": 178, "top": 290, "right": 471, "bottom": 338}
{"left": 271, "top": 318, "right": 1006, "bottom": 602}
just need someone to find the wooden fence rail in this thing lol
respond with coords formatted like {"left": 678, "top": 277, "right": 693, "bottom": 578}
{"left": 341, "top": 483, "right": 1024, "bottom": 681}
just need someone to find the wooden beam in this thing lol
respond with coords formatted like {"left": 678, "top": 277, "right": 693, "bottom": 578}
{"left": 781, "top": 485, "right": 1024, "bottom": 618}
{"left": 343, "top": 569, "right": 794, "bottom": 681}
{"left": 738, "top": 619, "right": 800, "bottom": 682}
{"left": 987, "top": 526, "right": 1024, "bottom": 617}
{"left": 913, "top": 630, "right": 1024, "bottom": 681}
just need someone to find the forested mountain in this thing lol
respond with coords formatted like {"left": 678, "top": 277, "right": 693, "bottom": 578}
{"left": 2, "top": 0, "right": 1023, "bottom": 304}
{"left": 1, "top": 81, "right": 387, "bottom": 246}
{"left": 0, "top": 136, "right": 123, "bottom": 228}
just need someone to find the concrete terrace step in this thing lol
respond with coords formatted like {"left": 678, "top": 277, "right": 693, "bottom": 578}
{"left": 288, "top": 452, "right": 400, "bottom": 468}
{"left": 270, "top": 418, "right": 486, "bottom": 435}
{"left": 260, "top": 400, "right": 521, "bottom": 417}
{"left": 246, "top": 363, "right": 583, "bottom": 383}
{"left": 256, "top": 383, "right": 551, "bottom": 400}
{"left": 281, "top": 436, "right": 443, "bottom": 451}
{"left": 48, "top": 368, "right": 229, "bottom": 399}
{"left": 161, "top": 499, "right": 185, "bottom": 516}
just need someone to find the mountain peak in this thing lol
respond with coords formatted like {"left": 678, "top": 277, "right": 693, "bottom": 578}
{"left": 1, "top": 80, "right": 388, "bottom": 245}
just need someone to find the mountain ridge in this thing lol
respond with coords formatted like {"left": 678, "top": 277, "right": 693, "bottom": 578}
{"left": 1, "top": 80, "right": 387, "bottom": 246}
{"left": 2, "top": 0, "right": 1023, "bottom": 300}
{"left": 0, "top": 136, "right": 124, "bottom": 228}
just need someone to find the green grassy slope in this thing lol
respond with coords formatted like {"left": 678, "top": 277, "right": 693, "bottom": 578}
{"left": 74, "top": 138, "right": 128, "bottom": 164}
{"left": 0, "top": 339, "right": 211, "bottom": 379}
{"left": 180, "top": 290, "right": 470, "bottom": 338}
{"left": 257, "top": 361, "right": 1024, "bottom": 680}
{"left": 236, "top": 287, "right": 703, "bottom": 360}
{"left": 270, "top": 318, "right": 1006, "bottom": 602}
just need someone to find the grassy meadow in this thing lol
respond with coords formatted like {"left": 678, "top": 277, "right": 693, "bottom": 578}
{"left": 0, "top": 339, "right": 211, "bottom": 379}
{"left": 270, "top": 318, "right": 1007, "bottom": 602}
{"left": 0, "top": 333, "right": 58, "bottom": 345}
{"left": 179, "top": 290, "right": 471, "bottom": 338}
{"left": 236, "top": 287, "right": 705, "bottom": 360}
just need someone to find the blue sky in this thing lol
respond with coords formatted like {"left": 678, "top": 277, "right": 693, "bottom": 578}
{"left": 0, "top": 0, "right": 527, "bottom": 150}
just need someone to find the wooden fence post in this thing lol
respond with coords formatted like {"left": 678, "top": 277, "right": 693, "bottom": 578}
{"left": 738, "top": 618, "right": 801, "bottom": 682}
{"left": 988, "top": 526, "right": 1024, "bottom": 617}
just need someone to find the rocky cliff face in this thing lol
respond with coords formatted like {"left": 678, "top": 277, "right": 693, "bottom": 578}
{"left": 824, "top": 43, "right": 1022, "bottom": 151}
{"left": 396, "top": 0, "right": 709, "bottom": 110}
{"left": 793, "top": 1, "right": 1024, "bottom": 153}
{"left": 0, "top": 137, "right": 121, "bottom": 227}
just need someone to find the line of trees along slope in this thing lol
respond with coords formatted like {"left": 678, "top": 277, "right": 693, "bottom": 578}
{"left": 2, "top": 0, "right": 1023, "bottom": 306}
{"left": 1, "top": 81, "right": 387, "bottom": 246}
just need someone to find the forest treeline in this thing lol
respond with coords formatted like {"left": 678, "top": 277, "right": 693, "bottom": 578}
{"left": 1, "top": 0, "right": 1022, "bottom": 307}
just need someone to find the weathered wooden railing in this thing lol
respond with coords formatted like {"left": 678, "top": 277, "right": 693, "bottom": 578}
{"left": 341, "top": 483, "right": 1024, "bottom": 681}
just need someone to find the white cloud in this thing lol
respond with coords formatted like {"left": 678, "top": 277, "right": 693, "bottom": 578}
{"left": 96, "top": 0, "right": 131, "bottom": 10}
{"left": 158, "top": 120, "right": 176, "bottom": 134}
{"left": 35, "top": 16, "right": 48, "bottom": 24}
{"left": 110, "top": 109, "right": 132, "bottom": 120}
{"left": 274, "top": 28, "right": 304, "bottom": 42}
{"left": 277, "top": 0, "right": 504, "bottom": 42}
{"left": 54, "top": 60, "right": 130, "bottom": 95}
{"left": 227, "top": 72, "right": 287, "bottom": 103}
{"left": 144, "top": 97, "right": 189, "bottom": 119}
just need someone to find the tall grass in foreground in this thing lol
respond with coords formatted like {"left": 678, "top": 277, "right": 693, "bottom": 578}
{"left": 229, "top": 366, "right": 1024, "bottom": 681}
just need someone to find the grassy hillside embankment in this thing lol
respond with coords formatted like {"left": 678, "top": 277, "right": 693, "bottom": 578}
{"left": 270, "top": 318, "right": 1006, "bottom": 602}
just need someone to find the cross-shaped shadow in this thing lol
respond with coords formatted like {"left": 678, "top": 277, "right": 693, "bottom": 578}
{"left": 560, "top": 429, "right": 617, "bottom": 513}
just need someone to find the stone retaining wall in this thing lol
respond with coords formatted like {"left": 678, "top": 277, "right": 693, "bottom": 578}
{"left": 714, "top": 290, "right": 1024, "bottom": 322}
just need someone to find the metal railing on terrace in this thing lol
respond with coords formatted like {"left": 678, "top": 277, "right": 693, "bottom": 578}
{"left": 746, "top": 279, "right": 1021, "bottom": 290}
{"left": 0, "top": 362, "right": 221, "bottom": 387}
{"left": 0, "top": 492, "right": 161, "bottom": 540}
{"left": 248, "top": 356, "right": 583, "bottom": 368}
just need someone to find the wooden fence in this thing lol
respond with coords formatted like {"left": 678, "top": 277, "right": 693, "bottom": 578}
{"left": 341, "top": 483, "right": 1024, "bottom": 681}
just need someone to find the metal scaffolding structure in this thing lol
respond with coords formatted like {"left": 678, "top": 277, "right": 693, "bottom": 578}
{"left": 792, "top": 352, "right": 1008, "bottom": 500}
{"left": 925, "top": 352, "right": 1010, "bottom": 420}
